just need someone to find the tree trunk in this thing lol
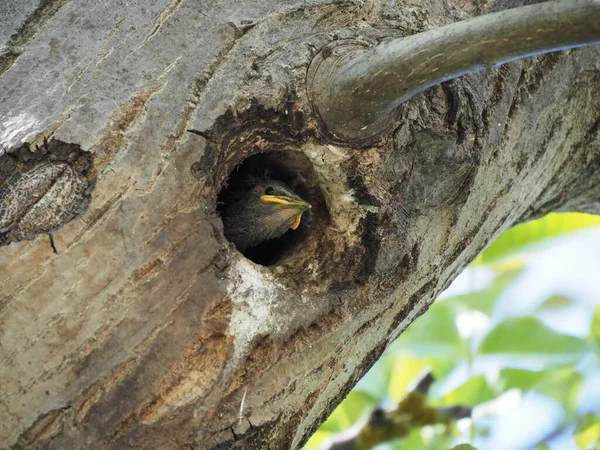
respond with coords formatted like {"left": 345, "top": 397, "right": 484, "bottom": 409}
{"left": 0, "top": 0, "right": 598, "bottom": 449}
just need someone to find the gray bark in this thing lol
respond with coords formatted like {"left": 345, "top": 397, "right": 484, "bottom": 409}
{"left": 308, "top": 0, "right": 600, "bottom": 142}
{"left": 0, "top": 0, "right": 599, "bottom": 449}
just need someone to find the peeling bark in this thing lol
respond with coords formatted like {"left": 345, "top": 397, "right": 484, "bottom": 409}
{"left": 0, "top": 0, "right": 599, "bottom": 449}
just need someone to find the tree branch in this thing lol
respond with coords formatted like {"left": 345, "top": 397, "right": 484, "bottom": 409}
{"left": 308, "top": 0, "right": 600, "bottom": 143}
{"left": 318, "top": 373, "right": 471, "bottom": 450}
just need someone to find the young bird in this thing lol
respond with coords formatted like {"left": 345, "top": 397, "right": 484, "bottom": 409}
{"left": 222, "top": 179, "right": 311, "bottom": 252}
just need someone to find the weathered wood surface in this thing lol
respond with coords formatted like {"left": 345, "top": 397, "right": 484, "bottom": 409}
{"left": 0, "top": 0, "right": 599, "bottom": 449}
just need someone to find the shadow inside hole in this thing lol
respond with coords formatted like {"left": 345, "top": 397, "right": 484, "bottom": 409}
{"left": 217, "top": 151, "right": 325, "bottom": 266}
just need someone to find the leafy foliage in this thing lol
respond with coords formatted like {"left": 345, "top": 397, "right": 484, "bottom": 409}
{"left": 306, "top": 213, "right": 600, "bottom": 450}
{"left": 474, "top": 212, "right": 600, "bottom": 264}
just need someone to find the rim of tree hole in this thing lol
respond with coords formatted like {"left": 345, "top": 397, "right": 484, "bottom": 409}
{"left": 216, "top": 150, "right": 329, "bottom": 267}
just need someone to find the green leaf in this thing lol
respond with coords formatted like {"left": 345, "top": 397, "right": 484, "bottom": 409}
{"left": 499, "top": 367, "right": 581, "bottom": 410}
{"left": 473, "top": 212, "right": 600, "bottom": 265}
{"left": 397, "top": 302, "right": 463, "bottom": 360}
{"left": 499, "top": 368, "right": 542, "bottom": 391}
{"left": 317, "top": 390, "right": 378, "bottom": 433}
{"left": 447, "top": 268, "right": 522, "bottom": 316}
{"left": 356, "top": 353, "right": 396, "bottom": 402}
{"left": 575, "top": 414, "right": 600, "bottom": 449}
{"left": 387, "top": 353, "right": 432, "bottom": 403}
{"left": 302, "top": 430, "right": 332, "bottom": 450}
{"left": 532, "top": 367, "right": 582, "bottom": 410}
{"left": 478, "top": 317, "right": 591, "bottom": 367}
{"left": 390, "top": 428, "right": 426, "bottom": 450}
{"left": 424, "top": 428, "right": 456, "bottom": 450}
{"left": 436, "top": 375, "right": 496, "bottom": 407}
{"left": 537, "top": 295, "right": 575, "bottom": 311}
{"left": 591, "top": 307, "right": 600, "bottom": 343}
{"left": 448, "top": 444, "right": 477, "bottom": 450}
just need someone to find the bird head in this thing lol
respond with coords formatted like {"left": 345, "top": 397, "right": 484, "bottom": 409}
{"left": 222, "top": 179, "right": 311, "bottom": 251}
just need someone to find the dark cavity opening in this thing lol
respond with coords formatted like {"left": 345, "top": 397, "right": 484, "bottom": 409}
{"left": 217, "top": 151, "right": 327, "bottom": 266}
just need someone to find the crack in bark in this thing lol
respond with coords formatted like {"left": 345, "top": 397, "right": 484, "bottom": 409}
{"left": 506, "top": 52, "right": 564, "bottom": 125}
{"left": 135, "top": 102, "right": 198, "bottom": 197}
{"left": 15, "top": 405, "right": 72, "bottom": 449}
{"left": 91, "top": 86, "right": 164, "bottom": 172}
{"left": 72, "top": 357, "right": 138, "bottom": 426}
{"left": 66, "top": 183, "right": 132, "bottom": 247}
{"left": 0, "top": 0, "right": 71, "bottom": 75}
{"left": 138, "top": 0, "right": 184, "bottom": 50}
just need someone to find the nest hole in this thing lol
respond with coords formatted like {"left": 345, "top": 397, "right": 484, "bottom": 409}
{"left": 217, "top": 151, "right": 328, "bottom": 266}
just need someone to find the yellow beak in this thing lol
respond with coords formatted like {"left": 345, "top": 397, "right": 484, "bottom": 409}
{"left": 259, "top": 195, "right": 311, "bottom": 230}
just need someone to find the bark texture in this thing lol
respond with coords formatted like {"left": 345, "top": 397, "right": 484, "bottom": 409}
{"left": 308, "top": 0, "right": 600, "bottom": 142}
{"left": 0, "top": 0, "right": 599, "bottom": 449}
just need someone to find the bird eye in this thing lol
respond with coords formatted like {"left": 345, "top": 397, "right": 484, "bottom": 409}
{"left": 264, "top": 186, "right": 275, "bottom": 195}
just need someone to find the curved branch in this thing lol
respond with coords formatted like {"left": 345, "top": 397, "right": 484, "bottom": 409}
{"left": 318, "top": 373, "right": 471, "bottom": 450}
{"left": 308, "top": 0, "right": 600, "bottom": 143}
